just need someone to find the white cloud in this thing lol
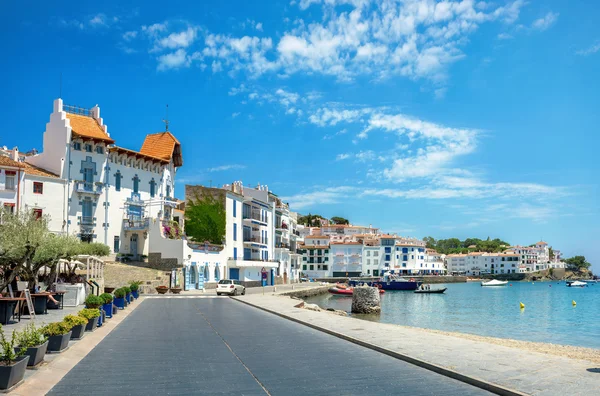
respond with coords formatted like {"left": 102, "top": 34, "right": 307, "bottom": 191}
{"left": 336, "top": 153, "right": 351, "bottom": 161}
{"left": 228, "top": 84, "right": 248, "bottom": 96}
{"left": 497, "top": 33, "right": 513, "bottom": 40}
{"left": 156, "top": 27, "right": 198, "bottom": 50}
{"left": 275, "top": 88, "right": 299, "bottom": 107}
{"left": 157, "top": 49, "right": 191, "bottom": 71}
{"left": 142, "top": 23, "right": 168, "bottom": 36}
{"left": 207, "top": 164, "right": 246, "bottom": 172}
{"left": 232, "top": 112, "right": 241, "bottom": 118}
{"left": 577, "top": 42, "right": 600, "bottom": 56}
{"left": 280, "top": 186, "right": 356, "bottom": 209}
{"left": 532, "top": 12, "right": 559, "bottom": 31}
{"left": 255, "top": 22, "right": 263, "bottom": 31}
{"left": 89, "top": 14, "right": 107, "bottom": 27}
{"left": 123, "top": 31, "right": 138, "bottom": 41}
{"left": 323, "top": 128, "right": 348, "bottom": 140}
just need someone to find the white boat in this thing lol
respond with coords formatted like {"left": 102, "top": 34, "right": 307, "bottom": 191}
{"left": 481, "top": 279, "right": 508, "bottom": 287}
{"left": 567, "top": 281, "right": 587, "bottom": 288}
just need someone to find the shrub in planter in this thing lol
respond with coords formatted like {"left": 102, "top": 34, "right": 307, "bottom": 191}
{"left": 156, "top": 285, "right": 169, "bottom": 294}
{"left": 0, "top": 326, "right": 29, "bottom": 390}
{"left": 85, "top": 294, "right": 103, "bottom": 309}
{"left": 78, "top": 308, "right": 101, "bottom": 332}
{"left": 113, "top": 288, "right": 126, "bottom": 309}
{"left": 170, "top": 286, "right": 182, "bottom": 294}
{"left": 130, "top": 281, "right": 142, "bottom": 299}
{"left": 42, "top": 322, "right": 72, "bottom": 353}
{"left": 123, "top": 286, "right": 132, "bottom": 303}
{"left": 100, "top": 293, "right": 114, "bottom": 318}
{"left": 15, "top": 324, "right": 48, "bottom": 368}
{"left": 63, "top": 315, "right": 88, "bottom": 340}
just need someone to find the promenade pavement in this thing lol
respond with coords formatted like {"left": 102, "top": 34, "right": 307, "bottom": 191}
{"left": 235, "top": 294, "right": 600, "bottom": 396}
{"left": 48, "top": 296, "right": 489, "bottom": 395}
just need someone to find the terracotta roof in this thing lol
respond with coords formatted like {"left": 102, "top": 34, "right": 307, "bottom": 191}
{"left": 379, "top": 234, "right": 396, "bottom": 239}
{"left": 22, "top": 162, "right": 59, "bottom": 178}
{"left": 109, "top": 146, "right": 169, "bottom": 164}
{"left": 140, "top": 132, "right": 182, "bottom": 167}
{"left": 67, "top": 113, "right": 114, "bottom": 144}
{"left": 0, "top": 156, "right": 24, "bottom": 168}
{"left": 330, "top": 241, "right": 362, "bottom": 245}
{"left": 305, "top": 235, "right": 329, "bottom": 239}
{"left": 536, "top": 241, "right": 548, "bottom": 245}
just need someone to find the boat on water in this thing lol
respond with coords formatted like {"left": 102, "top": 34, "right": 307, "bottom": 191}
{"left": 414, "top": 287, "right": 447, "bottom": 294}
{"left": 567, "top": 281, "right": 588, "bottom": 288}
{"left": 348, "top": 272, "right": 421, "bottom": 291}
{"left": 481, "top": 279, "right": 508, "bottom": 287}
{"left": 328, "top": 285, "right": 385, "bottom": 295}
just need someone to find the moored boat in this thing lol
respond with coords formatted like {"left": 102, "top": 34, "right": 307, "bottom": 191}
{"left": 348, "top": 272, "right": 421, "bottom": 291}
{"left": 414, "top": 287, "right": 447, "bottom": 294}
{"left": 567, "top": 281, "right": 587, "bottom": 287}
{"left": 481, "top": 279, "right": 508, "bottom": 287}
{"left": 328, "top": 286, "right": 385, "bottom": 295}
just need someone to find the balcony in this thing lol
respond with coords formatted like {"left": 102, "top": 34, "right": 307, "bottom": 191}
{"left": 75, "top": 181, "right": 103, "bottom": 195}
{"left": 275, "top": 243, "right": 290, "bottom": 250}
{"left": 80, "top": 216, "right": 95, "bottom": 226}
{"left": 123, "top": 218, "right": 149, "bottom": 231}
{"left": 228, "top": 257, "right": 279, "bottom": 268}
{"left": 164, "top": 196, "right": 178, "bottom": 207}
{"left": 243, "top": 211, "right": 267, "bottom": 225}
{"left": 243, "top": 236, "right": 267, "bottom": 246}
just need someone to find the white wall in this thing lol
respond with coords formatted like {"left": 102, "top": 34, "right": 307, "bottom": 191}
{"left": 20, "top": 175, "right": 67, "bottom": 233}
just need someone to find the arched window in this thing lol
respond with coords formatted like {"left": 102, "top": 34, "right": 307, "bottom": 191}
{"left": 214, "top": 266, "right": 220, "bottom": 282}
{"left": 203, "top": 264, "right": 209, "bottom": 281}
{"left": 149, "top": 179, "right": 156, "bottom": 197}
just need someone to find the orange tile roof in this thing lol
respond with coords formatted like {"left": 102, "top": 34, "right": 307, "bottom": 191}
{"left": 66, "top": 113, "right": 114, "bottom": 144}
{"left": 0, "top": 156, "right": 24, "bottom": 168}
{"left": 22, "top": 162, "right": 59, "bottom": 178}
{"left": 140, "top": 132, "right": 182, "bottom": 166}
{"left": 305, "top": 235, "right": 329, "bottom": 239}
{"left": 536, "top": 241, "right": 548, "bottom": 245}
{"left": 109, "top": 146, "right": 169, "bottom": 164}
{"left": 379, "top": 234, "right": 396, "bottom": 239}
{"left": 330, "top": 241, "right": 362, "bottom": 245}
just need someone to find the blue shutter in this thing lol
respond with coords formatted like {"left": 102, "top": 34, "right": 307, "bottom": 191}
{"left": 233, "top": 247, "right": 237, "bottom": 259}
{"left": 233, "top": 200, "right": 236, "bottom": 217}
{"left": 233, "top": 224, "right": 237, "bottom": 241}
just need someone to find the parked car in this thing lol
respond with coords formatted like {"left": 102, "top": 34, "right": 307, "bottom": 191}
{"left": 216, "top": 279, "right": 246, "bottom": 296}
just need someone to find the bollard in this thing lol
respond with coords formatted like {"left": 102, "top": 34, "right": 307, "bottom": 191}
{"left": 351, "top": 286, "right": 381, "bottom": 314}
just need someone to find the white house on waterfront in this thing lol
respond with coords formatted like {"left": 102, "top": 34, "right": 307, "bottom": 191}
{"left": 446, "top": 252, "right": 520, "bottom": 276}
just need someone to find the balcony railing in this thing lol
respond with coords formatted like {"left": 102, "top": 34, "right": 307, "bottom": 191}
{"left": 75, "top": 181, "right": 103, "bottom": 195}
{"left": 243, "top": 212, "right": 266, "bottom": 223}
{"left": 123, "top": 218, "right": 149, "bottom": 230}
{"left": 244, "top": 236, "right": 267, "bottom": 244}
{"left": 275, "top": 243, "right": 290, "bottom": 249}
{"left": 80, "top": 216, "right": 94, "bottom": 225}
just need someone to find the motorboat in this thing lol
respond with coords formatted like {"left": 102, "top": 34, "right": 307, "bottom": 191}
{"left": 414, "top": 287, "right": 447, "bottom": 294}
{"left": 567, "top": 281, "right": 587, "bottom": 288}
{"left": 328, "top": 286, "right": 385, "bottom": 295}
{"left": 481, "top": 279, "right": 508, "bottom": 287}
{"left": 348, "top": 272, "right": 421, "bottom": 291}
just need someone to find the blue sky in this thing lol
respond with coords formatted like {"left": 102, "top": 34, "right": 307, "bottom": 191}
{"left": 1, "top": 1, "right": 598, "bottom": 269}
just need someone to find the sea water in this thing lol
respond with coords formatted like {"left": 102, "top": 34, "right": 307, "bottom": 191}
{"left": 304, "top": 281, "right": 600, "bottom": 349}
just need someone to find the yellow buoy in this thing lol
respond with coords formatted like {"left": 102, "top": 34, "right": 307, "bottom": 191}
{"left": 520, "top": 302, "right": 525, "bottom": 309}
{"left": 572, "top": 300, "right": 576, "bottom": 306}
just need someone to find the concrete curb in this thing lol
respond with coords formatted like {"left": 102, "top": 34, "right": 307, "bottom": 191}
{"left": 232, "top": 297, "right": 529, "bottom": 396}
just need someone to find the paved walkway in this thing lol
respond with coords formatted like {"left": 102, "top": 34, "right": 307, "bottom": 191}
{"left": 48, "top": 296, "right": 489, "bottom": 395}
{"left": 235, "top": 295, "right": 600, "bottom": 396}
{"left": 4, "top": 304, "right": 84, "bottom": 339}
{"left": 176, "top": 282, "right": 327, "bottom": 296}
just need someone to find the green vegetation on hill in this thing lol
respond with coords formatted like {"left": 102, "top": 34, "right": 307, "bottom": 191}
{"left": 330, "top": 216, "right": 349, "bottom": 225}
{"left": 185, "top": 189, "right": 226, "bottom": 244}
{"left": 298, "top": 214, "right": 349, "bottom": 226}
{"left": 423, "top": 236, "right": 511, "bottom": 255}
{"left": 564, "top": 256, "right": 591, "bottom": 271}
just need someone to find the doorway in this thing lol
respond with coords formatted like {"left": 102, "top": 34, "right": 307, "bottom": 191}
{"left": 130, "top": 234, "right": 138, "bottom": 258}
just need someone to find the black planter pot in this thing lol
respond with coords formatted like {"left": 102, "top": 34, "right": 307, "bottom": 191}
{"left": 70, "top": 324, "right": 86, "bottom": 340}
{"left": 0, "top": 356, "right": 29, "bottom": 390}
{"left": 47, "top": 331, "right": 72, "bottom": 352}
{"left": 85, "top": 316, "right": 99, "bottom": 332}
{"left": 15, "top": 340, "right": 48, "bottom": 367}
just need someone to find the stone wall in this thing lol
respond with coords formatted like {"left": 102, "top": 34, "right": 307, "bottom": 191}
{"left": 316, "top": 276, "right": 467, "bottom": 284}
{"left": 147, "top": 253, "right": 182, "bottom": 270}
{"left": 282, "top": 286, "right": 330, "bottom": 299}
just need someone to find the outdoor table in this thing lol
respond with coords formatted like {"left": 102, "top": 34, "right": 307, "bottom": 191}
{"left": 0, "top": 298, "right": 25, "bottom": 324}
{"left": 31, "top": 293, "right": 55, "bottom": 315}
{"left": 51, "top": 291, "right": 66, "bottom": 309}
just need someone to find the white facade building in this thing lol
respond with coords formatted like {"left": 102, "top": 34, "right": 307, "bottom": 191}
{"left": 446, "top": 252, "right": 520, "bottom": 275}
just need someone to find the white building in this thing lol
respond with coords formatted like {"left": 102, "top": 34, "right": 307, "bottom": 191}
{"left": 446, "top": 252, "right": 520, "bottom": 275}
{"left": 300, "top": 235, "right": 331, "bottom": 278}
{"left": 330, "top": 241, "right": 363, "bottom": 277}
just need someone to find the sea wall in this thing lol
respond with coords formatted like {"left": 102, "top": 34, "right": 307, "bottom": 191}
{"left": 315, "top": 276, "right": 467, "bottom": 284}
{"left": 281, "top": 286, "right": 330, "bottom": 299}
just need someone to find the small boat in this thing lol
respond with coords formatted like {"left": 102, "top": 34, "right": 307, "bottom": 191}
{"left": 481, "top": 279, "right": 508, "bottom": 287}
{"left": 414, "top": 287, "right": 447, "bottom": 294}
{"left": 349, "top": 272, "right": 421, "bottom": 291}
{"left": 567, "top": 281, "right": 587, "bottom": 288}
{"left": 328, "top": 287, "right": 385, "bottom": 295}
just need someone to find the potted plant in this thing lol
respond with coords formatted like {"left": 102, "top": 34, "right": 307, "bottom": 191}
{"left": 85, "top": 294, "right": 103, "bottom": 309}
{"left": 113, "top": 288, "right": 126, "bottom": 309}
{"left": 63, "top": 315, "right": 88, "bottom": 340}
{"left": 41, "top": 322, "right": 72, "bottom": 353}
{"left": 0, "top": 327, "right": 28, "bottom": 391}
{"left": 15, "top": 324, "right": 48, "bottom": 368}
{"left": 79, "top": 308, "right": 101, "bottom": 331}
{"left": 123, "top": 286, "right": 132, "bottom": 304}
{"left": 156, "top": 285, "right": 169, "bottom": 294}
{"left": 100, "top": 293, "right": 114, "bottom": 318}
{"left": 170, "top": 282, "right": 182, "bottom": 294}
{"left": 129, "top": 281, "right": 141, "bottom": 299}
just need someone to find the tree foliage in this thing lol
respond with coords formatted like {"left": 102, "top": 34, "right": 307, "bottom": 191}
{"left": 330, "top": 216, "right": 349, "bottom": 225}
{"left": 297, "top": 213, "right": 325, "bottom": 227}
{"left": 564, "top": 256, "right": 591, "bottom": 271}
{"left": 423, "top": 236, "right": 510, "bottom": 255}
{"left": 185, "top": 190, "right": 226, "bottom": 244}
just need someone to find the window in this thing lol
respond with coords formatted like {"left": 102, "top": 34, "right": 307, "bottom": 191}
{"left": 402, "top": 248, "right": 408, "bottom": 253}
{"left": 385, "top": 247, "right": 391, "bottom": 253}
{"left": 367, "top": 269, "right": 370, "bottom": 274}
{"left": 411, "top": 255, "right": 414, "bottom": 259}
{"left": 96, "top": 146, "right": 103, "bottom": 154}
{"left": 324, "top": 257, "right": 329, "bottom": 262}
{"left": 402, "top": 263, "right": 406, "bottom": 267}
{"left": 374, "top": 259, "right": 379, "bottom": 265}
{"left": 233, "top": 200, "right": 237, "bottom": 217}
{"left": 166, "top": 185, "right": 171, "bottom": 198}
{"left": 3, "top": 203, "right": 15, "bottom": 214}
{"left": 113, "top": 236, "right": 120, "bottom": 253}
{"left": 33, "top": 209, "right": 42, "bottom": 219}
{"left": 33, "top": 182, "right": 43, "bottom": 194}
{"left": 374, "top": 251, "right": 379, "bottom": 257}
{"left": 385, "top": 255, "right": 391, "bottom": 261}
{"left": 367, "top": 259, "right": 371, "bottom": 265}
{"left": 150, "top": 179, "right": 156, "bottom": 197}
{"left": 85, "top": 144, "right": 92, "bottom": 153}
{"left": 366, "top": 251, "right": 371, "bottom": 257}
{"left": 73, "top": 142, "right": 81, "bottom": 151}
{"left": 233, "top": 247, "right": 237, "bottom": 259}
{"left": 233, "top": 224, "right": 237, "bottom": 241}
{"left": 115, "top": 171, "right": 121, "bottom": 191}
{"left": 303, "top": 265, "right": 307, "bottom": 270}
{"left": 4, "top": 173, "right": 15, "bottom": 191}
{"left": 317, "top": 249, "right": 322, "bottom": 255}
{"left": 324, "top": 249, "right": 329, "bottom": 254}
{"left": 133, "top": 175, "right": 139, "bottom": 193}
{"left": 322, "top": 265, "right": 328, "bottom": 270}
{"left": 309, "top": 265, "right": 314, "bottom": 270}
{"left": 403, "top": 255, "right": 408, "bottom": 261}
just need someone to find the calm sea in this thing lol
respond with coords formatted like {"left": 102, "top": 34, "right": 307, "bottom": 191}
{"left": 304, "top": 281, "right": 600, "bottom": 349}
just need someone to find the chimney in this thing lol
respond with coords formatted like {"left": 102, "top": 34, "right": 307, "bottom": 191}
{"left": 11, "top": 147, "right": 19, "bottom": 162}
